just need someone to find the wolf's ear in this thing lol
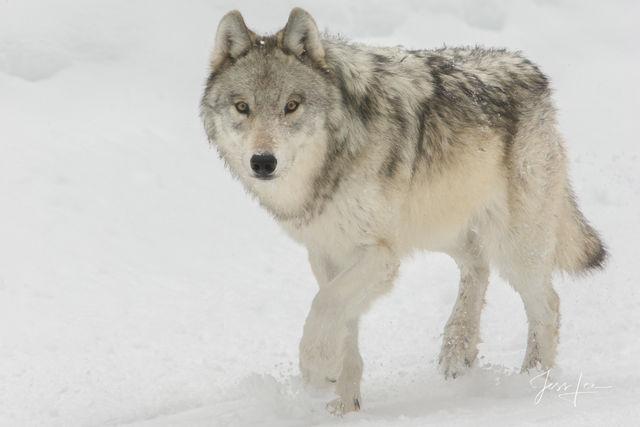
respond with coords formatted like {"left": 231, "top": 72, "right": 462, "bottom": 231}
{"left": 210, "top": 11, "right": 257, "bottom": 72}
{"left": 277, "top": 8, "right": 327, "bottom": 69}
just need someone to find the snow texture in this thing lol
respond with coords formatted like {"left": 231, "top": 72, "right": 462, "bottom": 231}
{"left": 0, "top": 1, "right": 638, "bottom": 426}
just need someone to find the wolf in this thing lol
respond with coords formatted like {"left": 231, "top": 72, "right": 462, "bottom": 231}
{"left": 200, "top": 8, "right": 606, "bottom": 415}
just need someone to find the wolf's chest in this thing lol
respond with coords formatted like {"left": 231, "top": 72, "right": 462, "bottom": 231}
{"left": 280, "top": 186, "right": 386, "bottom": 257}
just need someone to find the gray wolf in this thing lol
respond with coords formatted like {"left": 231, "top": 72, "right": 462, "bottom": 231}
{"left": 200, "top": 8, "right": 606, "bottom": 415}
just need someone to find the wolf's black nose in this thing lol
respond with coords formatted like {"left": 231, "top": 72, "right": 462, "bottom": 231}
{"left": 250, "top": 153, "right": 277, "bottom": 177}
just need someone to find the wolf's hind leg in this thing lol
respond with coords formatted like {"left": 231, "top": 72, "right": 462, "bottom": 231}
{"left": 498, "top": 210, "right": 560, "bottom": 371}
{"left": 439, "top": 231, "right": 490, "bottom": 379}
{"left": 498, "top": 226, "right": 560, "bottom": 372}
{"left": 511, "top": 270, "right": 560, "bottom": 372}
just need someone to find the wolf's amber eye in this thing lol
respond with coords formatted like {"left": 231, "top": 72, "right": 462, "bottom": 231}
{"left": 285, "top": 100, "right": 299, "bottom": 114}
{"left": 235, "top": 102, "right": 249, "bottom": 114}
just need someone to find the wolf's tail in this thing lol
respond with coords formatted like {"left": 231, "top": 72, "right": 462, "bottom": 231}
{"left": 554, "top": 186, "right": 607, "bottom": 274}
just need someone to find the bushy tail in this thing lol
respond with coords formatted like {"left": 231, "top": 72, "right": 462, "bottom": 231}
{"left": 555, "top": 187, "right": 607, "bottom": 274}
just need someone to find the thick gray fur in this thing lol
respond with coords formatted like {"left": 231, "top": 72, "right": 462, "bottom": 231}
{"left": 200, "top": 8, "right": 606, "bottom": 415}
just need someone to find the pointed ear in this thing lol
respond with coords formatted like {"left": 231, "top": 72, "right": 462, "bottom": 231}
{"left": 277, "top": 8, "right": 327, "bottom": 69}
{"left": 210, "top": 11, "right": 257, "bottom": 72}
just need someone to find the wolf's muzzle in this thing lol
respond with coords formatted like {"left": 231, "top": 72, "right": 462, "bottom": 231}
{"left": 250, "top": 153, "right": 277, "bottom": 178}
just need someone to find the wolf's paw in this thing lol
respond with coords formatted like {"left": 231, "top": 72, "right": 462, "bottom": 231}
{"left": 521, "top": 344, "right": 551, "bottom": 373}
{"left": 439, "top": 332, "right": 477, "bottom": 379}
{"left": 299, "top": 329, "right": 345, "bottom": 387}
{"left": 299, "top": 292, "right": 348, "bottom": 387}
{"left": 520, "top": 357, "right": 543, "bottom": 374}
{"left": 326, "top": 393, "right": 361, "bottom": 416}
{"left": 300, "top": 356, "right": 341, "bottom": 388}
{"left": 521, "top": 330, "right": 556, "bottom": 374}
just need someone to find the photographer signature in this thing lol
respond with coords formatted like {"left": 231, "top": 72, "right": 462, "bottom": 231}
{"left": 530, "top": 370, "right": 613, "bottom": 406}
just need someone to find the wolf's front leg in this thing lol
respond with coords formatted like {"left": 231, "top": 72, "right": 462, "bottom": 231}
{"left": 300, "top": 244, "right": 398, "bottom": 414}
{"left": 439, "top": 233, "right": 490, "bottom": 379}
{"left": 326, "top": 319, "right": 362, "bottom": 415}
{"left": 299, "top": 289, "right": 349, "bottom": 386}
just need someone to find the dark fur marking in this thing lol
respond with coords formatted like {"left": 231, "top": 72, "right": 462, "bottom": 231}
{"left": 381, "top": 95, "right": 411, "bottom": 179}
{"left": 388, "top": 95, "right": 409, "bottom": 138}
{"left": 298, "top": 131, "right": 356, "bottom": 223}
{"left": 383, "top": 141, "right": 403, "bottom": 178}
{"left": 371, "top": 53, "right": 391, "bottom": 64}
{"left": 359, "top": 92, "right": 379, "bottom": 124}
{"left": 411, "top": 100, "right": 429, "bottom": 176}
{"left": 426, "top": 52, "right": 529, "bottom": 160}
{"left": 586, "top": 239, "right": 607, "bottom": 270}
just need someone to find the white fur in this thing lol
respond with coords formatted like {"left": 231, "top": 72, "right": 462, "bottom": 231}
{"left": 201, "top": 8, "right": 605, "bottom": 415}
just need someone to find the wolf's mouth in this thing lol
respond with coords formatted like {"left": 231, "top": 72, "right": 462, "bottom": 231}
{"left": 252, "top": 174, "right": 278, "bottom": 181}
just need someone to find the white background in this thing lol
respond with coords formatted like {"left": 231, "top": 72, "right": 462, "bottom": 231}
{"left": 0, "top": 1, "right": 638, "bottom": 426}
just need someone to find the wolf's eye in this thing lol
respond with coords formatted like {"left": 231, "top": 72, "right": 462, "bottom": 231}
{"left": 235, "top": 102, "right": 249, "bottom": 114}
{"left": 285, "top": 100, "right": 299, "bottom": 114}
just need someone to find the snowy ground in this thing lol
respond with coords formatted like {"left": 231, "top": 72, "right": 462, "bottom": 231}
{"left": 1, "top": 1, "right": 638, "bottom": 426}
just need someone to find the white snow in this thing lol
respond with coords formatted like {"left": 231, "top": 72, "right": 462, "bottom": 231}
{"left": 0, "top": 1, "right": 638, "bottom": 426}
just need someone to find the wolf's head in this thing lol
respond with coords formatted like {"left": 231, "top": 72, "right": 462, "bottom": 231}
{"left": 201, "top": 8, "right": 342, "bottom": 220}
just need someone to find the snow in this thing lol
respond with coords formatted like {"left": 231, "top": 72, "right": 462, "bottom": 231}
{"left": 0, "top": 1, "right": 638, "bottom": 426}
